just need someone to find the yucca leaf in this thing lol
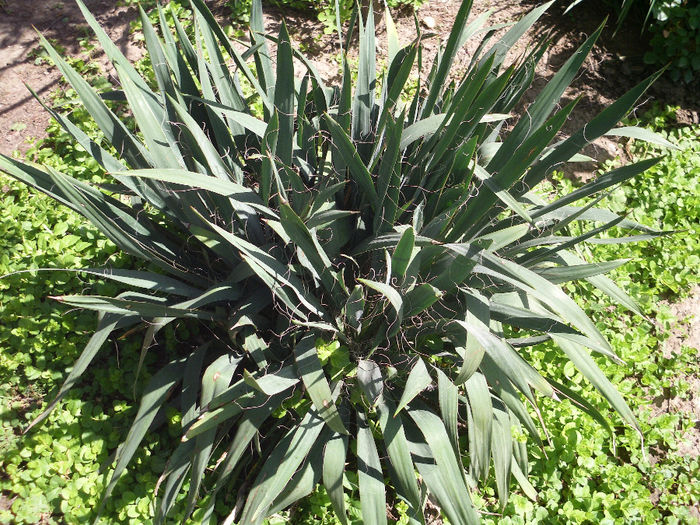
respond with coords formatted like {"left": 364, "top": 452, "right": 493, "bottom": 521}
{"left": 100, "top": 354, "right": 188, "bottom": 507}
{"left": 465, "top": 372, "right": 493, "bottom": 480}
{"left": 492, "top": 98, "right": 580, "bottom": 190}
{"left": 454, "top": 299, "right": 552, "bottom": 398}
{"left": 472, "top": 164, "right": 533, "bottom": 225}
{"left": 166, "top": 95, "right": 236, "bottom": 181}
{"left": 395, "top": 358, "right": 432, "bottom": 416}
{"left": 385, "top": 4, "right": 400, "bottom": 67}
{"left": 200, "top": 218, "right": 327, "bottom": 319}
{"left": 478, "top": 253, "right": 612, "bottom": 354}
{"left": 157, "top": 6, "right": 201, "bottom": 108}
{"left": 274, "top": 21, "right": 295, "bottom": 166}
{"left": 184, "top": 398, "right": 252, "bottom": 442}
{"left": 344, "top": 285, "right": 365, "bottom": 331}
{"left": 376, "top": 395, "right": 423, "bottom": 521}
{"left": 280, "top": 203, "right": 346, "bottom": 305}
{"left": 352, "top": 1, "right": 376, "bottom": 143}
{"left": 552, "top": 335, "right": 639, "bottom": 431}
{"left": 189, "top": 370, "right": 294, "bottom": 442}
{"left": 250, "top": 0, "right": 275, "bottom": 104}
{"left": 521, "top": 71, "right": 663, "bottom": 193}
{"left": 190, "top": 0, "right": 272, "bottom": 113}
{"left": 294, "top": 334, "right": 348, "bottom": 435}
{"left": 421, "top": 55, "right": 495, "bottom": 171}
{"left": 268, "top": 438, "right": 326, "bottom": 515}
{"left": 25, "top": 85, "right": 128, "bottom": 176}
{"left": 208, "top": 363, "right": 295, "bottom": 410}
{"left": 534, "top": 260, "right": 629, "bottom": 284}
{"left": 261, "top": 110, "right": 281, "bottom": 204}
{"left": 337, "top": 55, "right": 353, "bottom": 138}
{"left": 155, "top": 440, "right": 195, "bottom": 524}
{"left": 489, "top": 293, "right": 614, "bottom": 358}
{"left": 180, "top": 345, "right": 209, "bottom": 428}
{"left": 114, "top": 63, "right": 185, "bottom": 169}
{"left": 194, "top": 15, "right": 246, "bottom": 122}
{"left": 50, "top": 295, "right": 216, "bottom": 320}
{"left": 420, "top": 0, "right": 474, "bottom": 118}
{"left": 400, "top": 113, "right": 447, "bottom": 150}
{"left": 479, "top": 356, "right": 541, "bottom": 444}
{"left": 475, "top": 223, "right": 529, "bottom": 252}
{"left": 511, "top": 457, "right": 538, "bottom": 502}
{"left": 453, "top": 290, "right": 488, "bottom": 385}
{"left": 391, "top": 227, "right": 415, "bottom": 279}
{"left": 547, "top": 376, "right": 616, "bottom": 452}
{"left": 491, "top": 404, "right": 513, "bottom": 508}
{"left": 36, "top": 33, "right": 151, "bottom": 169}
{"left": 32, "top": 167, "right": 186, "bottom": 272}
{"left": 242, "top": 253, "right": 311, "bottom": 320}
{"left": 430, "top": 242, "right": 483, "bottom": 291}
{"left": 239, "top": 408, "right": 326, "bottom": 524}
{"left": 192, "top": 57, "right": 246, "bottom": 169}
{"left": 357, "top": 359, "right": 383, "bottom": 407}
{"left": 557, "top": 251, "right": 642, "bottom": 316}
{"left": 377, "top": 42, "right": 417, "bottom": 136}
{"left": 139, "top": 5, "right": 179, "bottom": 103}
{"left": 75, "top": 0, "right": 151, "bottom": 91}
{"left": 323, "top": 434, "right": 349, "bottom": 525}
{"left": 324, "top": 114, "right": 379, "bottom": 208}
{"left": 533, "top": 158, "right": 662, "bottom": 221}
{"left": 374, "top": 111, "right": 404, "bottom": 233}
{"left": 520, "top": 216, "right": 624, "bottom": 266}
{"left": 357, "top": 278, "right": 403, "bottom": 328}
{"left": 436, "top": 368, "right": 460, "bottom": 454}
{"left": 484, "top": 1, "right": 553, "bottom": 67}
{"left": 306, "top": 208, "right": 356, "bottom": 229}
{"left": 489, "top": 21, "right": 604, "bottom": 171}
{"left": 357, "top": 410, "right": 387, "bottom": 525}
{"left": 2, "top": 267, "right": 201, "bottom": 298}
{"left": 210, "top": 393, "right": 284, "bottom": 495}
{"left": 121, "top": 169, "right": 271, "bottom": 220}
{"left": 186, "top": 354, "right": 242, "bottom": 516}
{"left": 605, "top": 125, "right": 679, "bottom": 149}
{"left": 403, "top": 284, "right": 442, "bottom": 317}
{"left": 409, "top": 407, "right": 480, "bottom": 525}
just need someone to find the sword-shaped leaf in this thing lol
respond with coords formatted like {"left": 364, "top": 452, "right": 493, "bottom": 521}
{"left": 323, "top": 434, "right": 349, "bottom": 525}
{"left": 239, "top": 409, "right": 326, "bottom": 524}
{"left": 50, "top": 295, "right": 215, "bottom": 320}
{"left": 100, "top": 355, "right": 188, "bottom": 507}
{"left": 395, "top": 358, "right": 432, "bottom": 416}
{"left": 294, "top": 334, "right": 348, "bottom": 435}
{"left": 357, "top": 410, "right": 387, "bottom": 525}
{"left": 409, "top": 407, "right": 480, "bottom": 525}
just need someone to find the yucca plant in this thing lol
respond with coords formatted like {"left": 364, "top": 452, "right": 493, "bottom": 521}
{"left": 1, "top": 0, "right": 674, "bottom": 523}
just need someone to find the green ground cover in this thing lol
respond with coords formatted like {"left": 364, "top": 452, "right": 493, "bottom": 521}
{"left": 0, "top": 9, "right": 698, "bottom": 525}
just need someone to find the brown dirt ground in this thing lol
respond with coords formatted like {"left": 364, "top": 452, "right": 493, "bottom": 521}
{"left": 652, "top": 286, "right": 700, "bottom": 458}
{"left": 649, "top": 286, "right": 700, "bottom": 519}
{"left": 0, "top": 0, "right": 142, "bottom": 157}
{"left": 0, "top": 0, "right": 698, "bottom": 518}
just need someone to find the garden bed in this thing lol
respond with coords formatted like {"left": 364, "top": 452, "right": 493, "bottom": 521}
{"left": 0, "top": 0, "right": 698, "bottom": 523}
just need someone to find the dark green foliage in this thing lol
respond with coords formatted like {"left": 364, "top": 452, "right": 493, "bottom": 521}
{"left": 644, "top": 1, "right": 700, "bottom": 83}
{"left": 0, "top": 0, "right": 678, "bottom": 523}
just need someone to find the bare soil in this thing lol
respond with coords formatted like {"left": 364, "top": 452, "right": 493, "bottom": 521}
{"left": 652, "top": 286, "right": 700, "bottom": 461}
{"left": 0, "top": 0, "right": 142, "bottom": 156}
{"left": 648, "top": 287, "right": 700, "bottom": 519}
